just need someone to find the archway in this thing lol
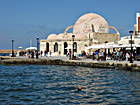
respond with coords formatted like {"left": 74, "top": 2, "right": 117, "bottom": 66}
{"left": 73, "top": 42, "right": 77, "bottom": 52}
{"left": 46, "top": 42, "right": 49, "bottom": 52}
{"left": 54, "top": 42, "right": 58, "bottom": 52}
{"left": 64, "top": 42, "right": 68, "bottom": 55}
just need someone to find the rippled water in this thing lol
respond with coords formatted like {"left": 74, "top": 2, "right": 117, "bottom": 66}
{"left": 0, "top": 65, "right": 140, "bottom": 104}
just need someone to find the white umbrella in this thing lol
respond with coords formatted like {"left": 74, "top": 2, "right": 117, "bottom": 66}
{"left": 25, "top": 47, "right": 37, "bottom": 50}
{"left": 86, "top": 42, "right": 120, "bottom": 49}
{"left": 112, "top": 44, "right": 140, "bottom": 48}
{"left": 86, "top": 44, "right": 106, "bottom": 49}
{"left": 18, "top": 46, "right": 23, "bottom": 49}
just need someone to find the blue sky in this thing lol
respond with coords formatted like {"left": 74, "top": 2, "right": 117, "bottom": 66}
{"left": 0, "top": 0, "right": 140, "bottom": 49}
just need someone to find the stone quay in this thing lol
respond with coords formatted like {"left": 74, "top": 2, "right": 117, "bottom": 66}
{"left": 0, "top": 57, "right": 140, "bottom": 72}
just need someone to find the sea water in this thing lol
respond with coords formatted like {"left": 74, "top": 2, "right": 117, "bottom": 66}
{"left": 0, "top": 65, "right": 140, "bottom": 104}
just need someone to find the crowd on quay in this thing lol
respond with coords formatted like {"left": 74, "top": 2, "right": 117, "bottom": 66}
{"left": 17, "top": 50, "right": 43, "bottom": 58}
{"left": 72, "top": 48, "right": 136, "bottom": 62}
{"left": 91, "top": 48, "right": 135, "bottom": 61}
{"left": 15, "top": 48, "right": 136, "bottom": 62}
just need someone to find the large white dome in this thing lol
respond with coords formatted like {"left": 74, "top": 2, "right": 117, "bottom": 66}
{"left": 73, "top": 13, "right": 109, "bottom": 34}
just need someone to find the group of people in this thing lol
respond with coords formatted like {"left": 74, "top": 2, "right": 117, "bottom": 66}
{"left": 27, "top": 50, "right": 43, "bottom": 58}
{"left": 92, "top": 49, "right": 106, "bottom": 61}
{"left": 18, "top": 48, "right": 135, "bottom": 62}
{"left": 18, "top": 50, "right": 44, "bottom": 58}
{"left": 92, "top": 49, "right": 135, "bottom": 61}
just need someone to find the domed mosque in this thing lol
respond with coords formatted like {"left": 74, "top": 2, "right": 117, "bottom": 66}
{"left": 40, "top": 13, "right": 120, "bottom": 56}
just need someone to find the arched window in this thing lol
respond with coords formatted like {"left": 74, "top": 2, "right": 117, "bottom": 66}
{"left": 46, "top": 42, "right": 49, "bottom": 52}
{"left": 73, "top": 42, "right": 77, "bottom": 52}
{"left": 64, "top": 42, "right": 68, "bottom": 55}
{"left": 54, "top": 42, "right": 58, "bottom": 52}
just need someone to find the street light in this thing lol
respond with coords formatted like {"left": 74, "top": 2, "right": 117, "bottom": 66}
{"left": 129, "top": 30, "right": 133, "bottom": 63}
{"left": 104, "top": 41, "right": 108, "bottom": 60}
{"left": 11, "top": 40, "right": 14, "bottom": 57}
{"left": 36, "top": 37, "right": 39, "bottom": 59}
{"left": 72, "top": 35, "right": 75, "bottom": 60}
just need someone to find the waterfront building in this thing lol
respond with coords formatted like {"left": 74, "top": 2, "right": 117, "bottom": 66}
{"left": 40, "top": 13, "right": 120, "bottom": 56}
{"left": 133, "top": 13, "right": 140, "bottom": 36}
{"left": 118, "top": 13, "right": 140, "bottom": 45}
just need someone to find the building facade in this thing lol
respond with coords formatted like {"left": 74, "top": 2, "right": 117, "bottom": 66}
{"left": 40, "top": 13, "right": 120, "bottom": 56}
{"left": 119, "top": 13, "right": 140, "bottom": 45}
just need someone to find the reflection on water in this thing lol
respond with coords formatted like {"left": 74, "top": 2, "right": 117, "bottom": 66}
{"left": 0, "top": 65, "right": 140, "bottom": 104}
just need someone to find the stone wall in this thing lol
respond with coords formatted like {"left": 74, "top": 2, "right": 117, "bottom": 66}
{"left": 0, "top": 58, "right": 140, "bottom": 71}
{"left": 40, "top": 39, "right": 89, "bottom": 56}
{"left": 40, "top": 32, "right": 120, "bottom": 56}
{"left": 92, "top": 33, "right": 120, "bottom": 43}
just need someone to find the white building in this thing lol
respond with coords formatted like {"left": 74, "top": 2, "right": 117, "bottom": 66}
{"left": 40, "top": 13, "right": 120, "bottom": 56}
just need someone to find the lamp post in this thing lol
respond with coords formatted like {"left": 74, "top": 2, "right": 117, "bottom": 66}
{"left": 72, "top": 35, "right": 75, "bottom": 60}
{"left": 104, "top": 41, "right": 108, "bottom": 60}
{"left": 129, "top": 31, "right": 133, "bottom": 63}
{"left": 11, "top": 40, "right": 14, "bottom": 57}
{"left": 36, "top": 37, "right": 39, "bottom": 59}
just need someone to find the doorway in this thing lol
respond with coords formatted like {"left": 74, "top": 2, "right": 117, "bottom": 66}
{"left": 64, "top": 42, "right": 68, "bottom": 55}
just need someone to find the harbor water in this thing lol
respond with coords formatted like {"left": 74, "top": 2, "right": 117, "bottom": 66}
{"left": 0, "top": 65, "right": 140, "bottom": 104}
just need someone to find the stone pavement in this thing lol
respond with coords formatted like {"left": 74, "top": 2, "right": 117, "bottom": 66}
{"left": 40, "top": 56, "right": 140, "bottom": 64}
{"left": 16, "top": 55, "right": 140, "bottom": 64}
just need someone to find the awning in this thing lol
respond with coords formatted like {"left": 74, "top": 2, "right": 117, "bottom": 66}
{"left": 85, "top": 43, "right": 118, "bottom": 49}
{"left": 86, "top": 43, "right": 140, "bottom": 50}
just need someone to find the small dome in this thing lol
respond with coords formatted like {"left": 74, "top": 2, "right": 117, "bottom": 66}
{"left": 47, "top": 34, "right": 57, "bottom": 40}
{"left": 56, "top": 33, "right": 74, "bottom": 39}
{"left": 66, "top": 33, "right": 73, "bottom": 38}
{"left": 57, "top": 33, "right": 65, "bottom": 39}
{"left": 60, "top": 33, "right": 73, "bottom": 39}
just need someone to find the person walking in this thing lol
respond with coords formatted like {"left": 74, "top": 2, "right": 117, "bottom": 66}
{"left": 125, "top": 52, "right": 130, "bottom": 62}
